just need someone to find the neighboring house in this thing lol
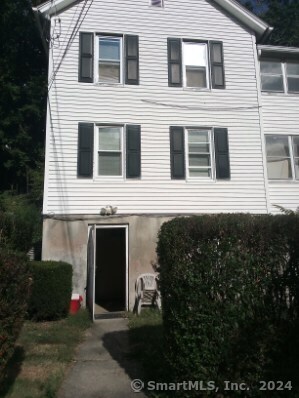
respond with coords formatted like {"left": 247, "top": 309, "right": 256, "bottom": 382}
{"left": 34, "top": 0, "right": 299, "bottom": 318}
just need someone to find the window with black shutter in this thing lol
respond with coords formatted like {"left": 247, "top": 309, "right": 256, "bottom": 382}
{"left": 79, "top": 33, "right": 94, "bottom": 83}
{"left": 78, "top": 123, "right": 94, "bottom": 177}
{"left": 167, "top": 38, "right": 225, "bottom": 89}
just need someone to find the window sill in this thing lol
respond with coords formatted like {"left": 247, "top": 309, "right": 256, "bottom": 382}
{"left": 262, "top": 91, "right": 299, "bottom": 96}
{"left": 183, "top": 87, "right": 211, "bottom": 92}
{"left": 94, "top": 82, "right": 124, "bottom": 87}
{"left": 268, "top": 179, "right": 299, "bottom": 183}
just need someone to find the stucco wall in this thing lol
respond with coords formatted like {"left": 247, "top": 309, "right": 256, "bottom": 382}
{"left": 42, "top": 214, "right": 173, "bottom": 310}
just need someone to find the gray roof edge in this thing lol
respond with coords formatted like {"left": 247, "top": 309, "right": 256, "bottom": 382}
{"left": 258, "top": 44, "right": 299, "bottom": 54}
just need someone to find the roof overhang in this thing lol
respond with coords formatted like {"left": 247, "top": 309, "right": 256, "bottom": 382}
{"left": 258, "top": 44, "right": 299, "bottom": 60}
{"left": 213, "top": 0, "right": 272, "bottom": 41}
{"left": 35, "top": 0, "right": 272, "bottom": 41}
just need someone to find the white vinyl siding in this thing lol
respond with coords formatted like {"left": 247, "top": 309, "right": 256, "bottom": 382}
{"left": 43, "top": 0, "right": 268, "bottom": 215}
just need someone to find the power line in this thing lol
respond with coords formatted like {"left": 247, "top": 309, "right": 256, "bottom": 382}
{"left": 141, "top": 99, "right": 261, "bottom": 111}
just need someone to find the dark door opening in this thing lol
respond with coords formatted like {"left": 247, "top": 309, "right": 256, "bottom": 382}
{"left": 95, "top": 228, "right": 126, "bottom": 312}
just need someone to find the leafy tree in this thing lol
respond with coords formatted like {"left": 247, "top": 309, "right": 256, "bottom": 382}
{"left": 238, "top": 0, "right": 299, "bottom": 46}
{"left": 0, "top": 0, "right": 47, "bottom": 194}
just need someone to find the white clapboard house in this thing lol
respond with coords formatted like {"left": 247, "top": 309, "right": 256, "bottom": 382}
{"left": 33, "top": 0, "right": 299, "bottom": 317}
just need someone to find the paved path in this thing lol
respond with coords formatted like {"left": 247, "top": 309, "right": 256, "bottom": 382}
{"left": 58, "top": 318, "right": 147, "bottom": 398}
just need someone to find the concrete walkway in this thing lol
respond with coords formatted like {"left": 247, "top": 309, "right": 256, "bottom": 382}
{"left": 58, "top": 318, "right": 147, "bottom": 398}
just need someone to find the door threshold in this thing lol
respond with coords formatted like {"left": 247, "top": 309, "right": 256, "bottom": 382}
{"left": 94, "top": 311, "right": 126, "bottom": 320}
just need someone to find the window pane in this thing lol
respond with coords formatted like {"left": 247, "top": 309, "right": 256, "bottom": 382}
{"left": 99, "top": 38, "right": 120, "bottom": 61}
{"left": 189, "top": 144, "right": 209, "bottom": 153}
{"left": 99, "top": 153, "right": 121, "bottom": 175}
{"left": 186, "top": 66, "right": 206, "bottom": 88}
{"left": 261, "top": 75, "right": 284, "bottom": 92}
{"left": 266, "top": 136, "right": 289, "bottom": 157}
{"left": 293, "top": 137, "right": 299, "bottom": 157}
{"left": 260, "top": 61, "right": 282, "bottom": 74}
{"left": 267, "top": 158, "right": 292, "bottom": 179}
{"left": 99, "top": 62, "right": 120, "bottom": 83}
{"left": 99, "top": 128, "right": 121, "bottom": 150}
{"left": 287, "top": 77, "right": 299, "bottom": 93}
{"left": 189, "top": 154, "right": 210, "bottom": 167}
{"left": 286, "top": 63, "right": 299, "bottom": 75}
{"left": 189, "top": 168, "right": 211, "bottom": 177}
{"left": 189, "top": 130, "right": 209, "bottom": 143}
{"left": 184, "top": 43, "right": 207, "bottom": 67}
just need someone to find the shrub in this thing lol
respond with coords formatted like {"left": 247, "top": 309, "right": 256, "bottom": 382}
{"left": 0, "top": 192, "right": 41, "bottom": 253}
{"left": 0, "top": 250, "right": 31, "bottom": 382}
{"left": 28, "top": 261, "right": 72, "bottom": 321}
{"left": 157, "top": 214, "right": 299, "bottom": 397}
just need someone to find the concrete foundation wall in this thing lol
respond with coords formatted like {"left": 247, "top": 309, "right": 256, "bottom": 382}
{"left": 42, "top": 214, "right": 173, "bottom": 310}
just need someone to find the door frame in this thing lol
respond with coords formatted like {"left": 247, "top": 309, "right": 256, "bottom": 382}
{"left": 88, "top": 224, "right": 129, "bottom": 315}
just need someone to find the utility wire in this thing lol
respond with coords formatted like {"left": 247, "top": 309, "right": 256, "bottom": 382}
{"left": 48, "top": 0, "right": 93, "bottom": 92}
{"left": 141, "top": 99, "right": 261, "bottom": 111}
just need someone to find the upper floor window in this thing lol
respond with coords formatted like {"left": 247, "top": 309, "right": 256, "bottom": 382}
{"left": 261, "top": 60, "right": 299, "bottom": 94}
{"left": 186, "top": 129, "right": 213, "bottom": 177}
{"left": 169, "top": 126, "right": 230, "bottom": 180}
{"left": 77, "top": 123, "right": 141, "bottom": 179}
{"left": 265, "top": 135, "right": 299, "bottom": 180}
{"left": 151, "top": 0, "right": 164, "bottom": 6}
{"left": 168, "top": 39, "right": 225, "bottom": 89}
{"left": 183, "top": 42, "right": 209, "bottom": 89}
{"left": 98, "top": 37, "right": 122, "bottom": 84}
{"left": 98, "top": 126, "right": 123, "bottom": 176}
{"left": 79, "top": 32, "right": 139, "bottom": 85}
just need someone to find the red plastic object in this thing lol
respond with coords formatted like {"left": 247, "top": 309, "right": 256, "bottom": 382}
{"left": 69, "top": 294, "right": 83, "bottom": 314}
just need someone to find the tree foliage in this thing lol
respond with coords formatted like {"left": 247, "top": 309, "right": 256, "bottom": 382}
{"left": 0, "top": 0, "right": 47, "bottom": 194}
{"left": 238, "top": 0, "right": 299, "bottom": 46}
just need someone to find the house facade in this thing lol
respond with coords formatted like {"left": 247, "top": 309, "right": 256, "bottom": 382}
{"left": 35, "top": 0, "right": 299, "bottom": 317}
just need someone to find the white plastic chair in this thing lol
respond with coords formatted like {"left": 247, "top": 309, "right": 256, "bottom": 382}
{"left": 135, "top": 273, "right": 161, "bottom": 315}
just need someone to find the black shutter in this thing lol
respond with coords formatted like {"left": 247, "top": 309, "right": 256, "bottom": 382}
{"left": 170, "top": 126, "right": 185, "bottom": 179}
{"left": 167, "top": 38, "right": 182, "bottom": 87}
{"left": 214, "top": 128, "right": 230, "bottom": 179}
{"left": 209, "top": 41, "right": 225, "bottom": 89}
{"left": 126, "top": 125, "right": 141, "bottom": 178}
{"left": 79, "top": 32, "right": 94, "bottom": 83}
{"left": 125, "top": 35, "right": 139, "bottom": 85}
{"left": 78, "top": 123, "right": 94, "bottom": 177}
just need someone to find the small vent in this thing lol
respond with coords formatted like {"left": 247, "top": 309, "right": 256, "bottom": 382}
{"left": 151, "top": 0, "right": 163, "bottom": 7}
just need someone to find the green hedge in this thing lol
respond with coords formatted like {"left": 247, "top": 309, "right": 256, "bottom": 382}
{"left": 0, "top": 250, "right": 31, "bottom": 382}
{"left": 28, "top": 261, "right": 72, "bottom": 321}
{"left": 157, "top": 214, "right": 299, "bottom": 397}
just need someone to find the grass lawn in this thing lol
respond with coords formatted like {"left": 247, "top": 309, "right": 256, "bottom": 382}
{"left": 0, "top": 310, "right": 91, "bottom": 398}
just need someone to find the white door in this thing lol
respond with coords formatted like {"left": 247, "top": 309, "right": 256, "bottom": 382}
{"left": 86, "top": 225, "right": 95, "bottom": 321}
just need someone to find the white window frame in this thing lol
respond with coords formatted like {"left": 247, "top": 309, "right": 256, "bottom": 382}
{"left": 185, "top": 128, "right": 215, "bottom": 180}
{"left": 96, "top": 35, "right": 123, "bottom": 85}
{"left": 261, "top": 60, "right": 299, "bottom": 94}
{"left": 265, "top": 134, "right": 299, "bottom": 181}
{"left": 96, "top": 125, "right": 125, "bottom": 179}
{"left": 182, "top": 41, "right": 210, "bottom": 89}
